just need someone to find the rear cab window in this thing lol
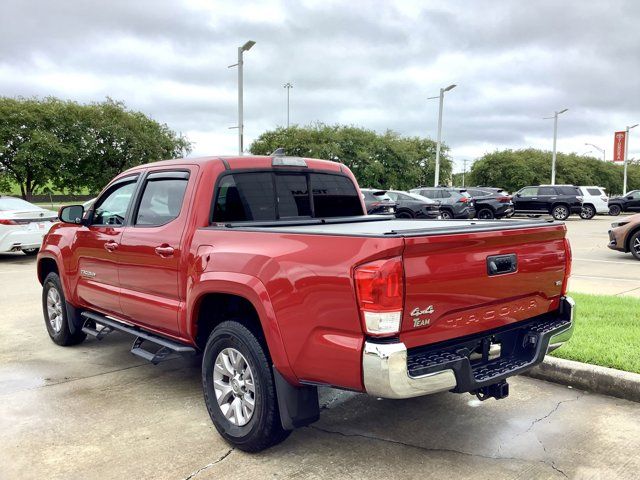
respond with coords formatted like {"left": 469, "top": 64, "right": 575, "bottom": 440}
{"left": 212, "top": 171, "right": 363, "bottom": 223}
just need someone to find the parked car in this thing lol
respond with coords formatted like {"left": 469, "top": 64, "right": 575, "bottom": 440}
{"left": 608, "top": 213, "right": 640, "bottom": 260}
{"left": 361, "top": 189, "right": 397, "bottom": 215}
{"left": 458, "top": 187, "right": 514, "bottom": 220}
{"left": 384, "top": 190, "right": 440, "bottom": 219}
{"left": 512, "top": 185, "right": 583, "bottom": 220}
{"left": 409, "top": 187, "right": 476, "bottom": 219}
{"left": 577, "top": 186, "right": 609, "bottom": 219}
{"left": 608, "top": 190, "right": 640, "bottom": 216}
{"left": 0, "top": 196, "right": 57, "bottom": 255}
{"left": 38, "top": 154, "right": 574, "bottom": 452}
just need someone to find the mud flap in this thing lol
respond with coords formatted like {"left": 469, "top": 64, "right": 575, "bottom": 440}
{"left": 273, "top": 368, "right": 319, "bottom": 430}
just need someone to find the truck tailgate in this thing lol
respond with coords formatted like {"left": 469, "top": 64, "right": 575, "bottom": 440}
{"left": 400, "top": 224, "right": 568, "bottom": 349}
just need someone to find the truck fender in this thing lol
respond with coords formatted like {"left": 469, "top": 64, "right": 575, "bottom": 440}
{"left": 187, "top": 272, "right": 298, "bottom": 384}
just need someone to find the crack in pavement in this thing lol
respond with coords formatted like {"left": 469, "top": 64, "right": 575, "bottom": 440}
{"left": 309, "top": 425, "right": 567, "bottom": 478}
{"left": 525, "top": 394, "right": 582, "bottom": 433}
{"left": 183, "top": 448, "right": 234, "bottom": 480}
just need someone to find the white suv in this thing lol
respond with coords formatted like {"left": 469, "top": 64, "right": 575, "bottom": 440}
{"left": 578, "top": 186, "right": 609, "bottom": 219}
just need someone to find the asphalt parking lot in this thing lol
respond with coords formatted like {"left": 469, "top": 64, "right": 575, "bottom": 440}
{"left": 1, "top": 217, "right": 639, "bottom": 479}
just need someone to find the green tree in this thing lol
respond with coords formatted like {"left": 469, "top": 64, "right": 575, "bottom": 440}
{"left": 0, "top": 97, "right": 191, "bottom": 199}
{"left": 468, "top": 148, "right": 638, "bottom": 195}
{"left": 249, "top": 124, "right": 451, "bottom": 190}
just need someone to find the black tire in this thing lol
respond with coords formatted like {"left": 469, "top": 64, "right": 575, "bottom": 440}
{"left": 609, "top": 204, "right": 622, "bottom": 216}
{"left": 477, "top": 208, "right": 495, "bottom": 220}
{"left": 629, "top": 230, "right": 640, "bottom": 261}
{"left": 42, "top": 272, "right": 86, "bottom": 346}
{"left": 202, "top": 321, "right": 290, "bottom": 452}
{"left": 22, "top": 248, "right": 39, "bottom": 256}
{"left": 440, "top": 209, "right": 454, "bottom": 220}
{"left": 396, "top": 210, "right": 414, "bottom": 219}
{"left": 580, "top": 205, "right": 596, "bottom": 220}
{"left": 551, "top": 204, "right": 570, "bottom": 221}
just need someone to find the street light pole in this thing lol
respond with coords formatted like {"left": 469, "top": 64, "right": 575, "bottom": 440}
{"left": 544, "top": 108, "right": 568, "bottom": 185}
{"left": 283, "top": 82, "right": 293, "bottom": 128}
{"left": 624, "top": 123, "right": 638, "bottom": 195}
{"left": 462, "top": 159, "right": 467, "bottom": 187}
{"left": 585, "top": 142, "right": 605, "bottom": 161}
{"left": 429, "top": 84, "right": 456, "bottom": 187}
{"left": 229, "top": 40, "right": 256, "bottom": 155}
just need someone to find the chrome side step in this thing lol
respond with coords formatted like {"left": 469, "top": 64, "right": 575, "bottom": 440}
{"left": 80, "top": 311, "right": 196, "bottom": 365}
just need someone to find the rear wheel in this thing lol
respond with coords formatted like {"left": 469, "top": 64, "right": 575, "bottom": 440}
{"left": 609, "top": 204, "right": 622, "bottom": 216}
{"left": 630, "top": 231, "right": 640, "bottom": 261}
{"left": 202, "top": 321, "right": 290, "bottom": 452}
{"left": 22, "top": 248, "right": 39, "bottom": 256}
{"left": 440, "top": 209, "right": 453, "bottom": 220}
{"left": 477, "top": 208, "right": 495, "bottom": 220}
{"left": 580, "top": 205, "right": 596, "bottom": 220}
{"left": 551, "top": 204, "right": 570, "bottom": 221}
{"left": 396, "top": 210, "right": 413, "bottom": 219}
{"left": 42, "top": 272, "right": 86, "bottom": 346}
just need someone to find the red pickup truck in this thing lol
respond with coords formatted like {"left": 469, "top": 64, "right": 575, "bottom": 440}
{"left": 37, "top": 154, "right": 574, "bottom": 452}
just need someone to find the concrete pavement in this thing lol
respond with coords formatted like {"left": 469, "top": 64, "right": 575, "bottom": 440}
{"left": 1, "top": 224, "right": 639, "bottom": 479}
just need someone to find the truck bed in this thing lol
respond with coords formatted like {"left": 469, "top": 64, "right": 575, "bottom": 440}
{"left": 212, "top": 216, "right": 560, "bottom": 237}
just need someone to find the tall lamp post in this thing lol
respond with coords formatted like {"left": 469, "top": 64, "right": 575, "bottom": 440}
{"left": 428, "top": 84, "right": 456, "bottom": 186}
{"left": 228, "top": 40, "right": 256, "bottom": 155}
{"left": 585, "top": 142, "right": 605, "bottom": 161}
{"left": 544, "top": 108, "right": 568, "bottom": 185}
{"left": 283, "top": 82, "right": 293, "bottom": 128}
{"left": 624, "top": 124, "right": 638, "bottom": 195}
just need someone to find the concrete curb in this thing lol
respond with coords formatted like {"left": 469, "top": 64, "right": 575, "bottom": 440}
{"left": 524, "top": 356, "right": 640, "bottom": 403}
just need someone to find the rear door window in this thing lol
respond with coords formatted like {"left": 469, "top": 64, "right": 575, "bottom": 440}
{"left": 538, "top": 187, "right": 556, "bottom": 196}
{"left": 135, "top": 172, "right": 189, "bottom": 226}
{"left": 212, "top": 171, "right": 362, "bottom": 222}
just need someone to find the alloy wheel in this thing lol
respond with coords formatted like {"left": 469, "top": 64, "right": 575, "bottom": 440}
{"left": 633, "top": 237, "right": 640, "bottom": 254}
{"left": 213, "top": 347, "right": 255, "bottom": 426}
{"left": 46, "top": 287, "right": 64, "bottom": 333}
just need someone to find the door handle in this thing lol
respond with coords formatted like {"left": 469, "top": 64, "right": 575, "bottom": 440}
{"left": 155, "top": 245, "right": 175, "bottom": 257}
{"left": 104, "top": 241, "right": 118, "bottom": 252}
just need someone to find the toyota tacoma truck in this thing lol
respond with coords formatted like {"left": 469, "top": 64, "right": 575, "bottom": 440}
{"left": 37, "top": 154, "right": 575, "bottom": 452}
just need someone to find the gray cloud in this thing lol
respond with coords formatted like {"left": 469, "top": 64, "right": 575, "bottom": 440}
{"left": 1, "top": 0, "right": 640, "bottom": 168}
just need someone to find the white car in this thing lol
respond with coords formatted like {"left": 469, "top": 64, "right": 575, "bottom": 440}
{"left": 0, "top": 196, "right": 58, "bottom": 256}
{"left": 577, "top": 186, "right": 609, "bottom": 219}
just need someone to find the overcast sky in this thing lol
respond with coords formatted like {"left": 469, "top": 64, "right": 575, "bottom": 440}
{"left": 3, "top": 0, "right": 640, "bottom": 171}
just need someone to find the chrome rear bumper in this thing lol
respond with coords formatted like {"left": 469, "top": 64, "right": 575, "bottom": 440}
{"left": 362, "top": 296, "right": 574, "bottom": 399}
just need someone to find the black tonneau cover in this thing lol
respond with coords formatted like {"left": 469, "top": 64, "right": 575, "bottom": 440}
{"left": 208, "top": 216, "right": 559, "bottom": 238}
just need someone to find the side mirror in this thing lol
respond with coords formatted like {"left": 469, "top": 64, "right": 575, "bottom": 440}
{"left": 626, "top": 196, "right": 633, "bottom": 200}
{"left": 59, "top": 205, "right": 85, "bottom": 224}
{"left": 516, "top": 193, "right": 521, "bottom": 197}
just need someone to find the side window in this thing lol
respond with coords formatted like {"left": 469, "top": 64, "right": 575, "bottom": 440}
{"left": 440, "top": 190, "right": 451, "bottom": 199}
{"left": 586, "top": 188, "right": 601, "bottom": 196}
{"left": 519, "top": 187, "right": 538, "bottom": 196}
{"left": 135, "top": 172, "right": 189, "bottom": 226}
{"left": 310, "top": 173, "right": 363, "bottom": 217}
{"left": 386, "top": 192, "right": 398, "bottom": 201}
{"left": 275, "top": 174, "right": 311, "bottom": 218}
{"left": 420, "top": 189, "right": 436, "bottom": 199}
{"left": 92, "top": 179, "right": 138, "bottom": 226}
{"left": 213, "top": 173, "right": 276, "bottom": 222}
{"left": 538, "top": 187, "right": 556, "bottom": 196}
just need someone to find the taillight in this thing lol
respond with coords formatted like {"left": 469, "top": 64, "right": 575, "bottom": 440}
{"left": 459, "top": 197, "right": 469, "bottom": 203}
{"left": 0, "top": 219, "right": 18, "bottom": 225}
{"left": 354, "top": 256, "right": 404, "bottom": 337}
{"left": 562, "top": 238, "right": 572, "bottom": 296}
{"left": 499, "top": 196, "right": 512, "bottom": 203}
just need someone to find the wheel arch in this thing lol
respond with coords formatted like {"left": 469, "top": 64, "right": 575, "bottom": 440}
{"left": 550, "top": 202, "right": 570, "bottom": 213}
{"left": 624, "top": 225, "right": 640, "bottom": 253}
{"left": 188, "top": 273, "right": 296, "bottom": 384}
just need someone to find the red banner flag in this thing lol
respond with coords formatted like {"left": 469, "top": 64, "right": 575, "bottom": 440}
{"left": 614, "top": 131, "right": 626, "bottom": 162}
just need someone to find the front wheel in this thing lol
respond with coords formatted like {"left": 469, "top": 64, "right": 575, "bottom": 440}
{"left": 630, "top": 231, "right": 640, "bottom": 261}
{"left": 551, "top": 205, "right": 570, "bottom": 221}
{"left": 22, "top": 248, "right": 39, "bottom": 256}
{"left": 580, "top": 205, "right": 596, "bottom": 220}
{"left": 609, "top": 204, "right": 622, "bottom": 216}
{"left": 477, "top": 208, "right": 495, "bottom": 220}
{"left": 42, "top": 272, "right": 86, "bottom": 346}
{"left": 202, "top": 321, "right": 290, "bottom": 452}
{"left": 396, "top": 211, "right": 413, "bottom": 219}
